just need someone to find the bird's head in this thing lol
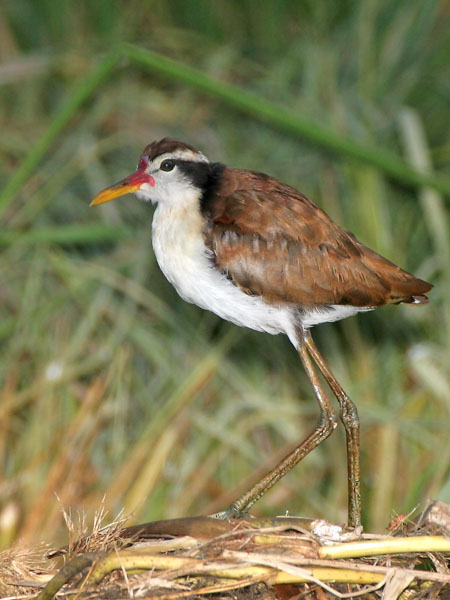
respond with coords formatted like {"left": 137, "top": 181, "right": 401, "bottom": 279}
{"left": 90, "top": 138, "right": 211, "bottom": 207}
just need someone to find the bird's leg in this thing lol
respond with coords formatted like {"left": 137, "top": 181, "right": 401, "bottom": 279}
{"left": 303, "top": 331, "right": 362, "bottom": 530}
{"left": 210, "top": 340, "right": 338, "bottom": 520}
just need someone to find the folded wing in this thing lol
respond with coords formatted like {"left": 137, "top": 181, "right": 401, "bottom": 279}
{"left": 202, "top": 169, "right": 432, "bottom": 307}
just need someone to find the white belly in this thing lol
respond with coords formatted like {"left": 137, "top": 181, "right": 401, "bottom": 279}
{"left": 151, "top": 202, "right": 370, "bottom": 340}
{"left": 151, "top": 203, "right": 293, "bottom": 336}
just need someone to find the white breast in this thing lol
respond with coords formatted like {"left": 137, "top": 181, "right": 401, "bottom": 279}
{"left": 151, "top": 201, "right": 294, "bottom": 337}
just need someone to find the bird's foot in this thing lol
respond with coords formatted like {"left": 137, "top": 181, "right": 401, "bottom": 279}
{"left": 350, "top": 523, "right": 364, "bottom": 539}
{"left": 208, "top": 502, "right": 252, "bottom": 521}
{"left": 311, "top": 518, "right": 363, "bottom": 543}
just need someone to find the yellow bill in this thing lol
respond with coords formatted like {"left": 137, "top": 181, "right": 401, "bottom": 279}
{"left": 90, "top": 160, "right": 155, "bottom": 206}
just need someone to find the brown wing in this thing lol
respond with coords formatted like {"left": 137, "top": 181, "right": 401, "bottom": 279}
{"left": 202, "top": 168, "right": 432, "bottom": 307}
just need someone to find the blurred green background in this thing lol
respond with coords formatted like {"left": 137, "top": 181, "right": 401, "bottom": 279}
{"left": 0, "top": 0, "right": 449, "bottom": 548}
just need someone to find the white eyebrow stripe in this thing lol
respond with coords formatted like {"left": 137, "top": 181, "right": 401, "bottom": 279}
{"left": 153, "top": 149, "right": 209, "bottom": 164}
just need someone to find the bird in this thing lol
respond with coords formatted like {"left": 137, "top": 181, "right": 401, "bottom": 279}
{"left": 91, "top": 137, "right": 432, "bottom": 528}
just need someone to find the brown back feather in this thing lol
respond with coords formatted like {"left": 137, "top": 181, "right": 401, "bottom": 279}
{"left": 202, "top": 168, "right": 432, "bottom": 307}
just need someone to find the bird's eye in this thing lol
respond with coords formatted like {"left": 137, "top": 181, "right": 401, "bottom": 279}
{"left": 160, "top": 159, "right": 175, "bottom": 172}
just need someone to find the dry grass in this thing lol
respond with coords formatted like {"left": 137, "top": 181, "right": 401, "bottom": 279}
{"left": 1, "top": 501, "right": 449, "bottom": 600}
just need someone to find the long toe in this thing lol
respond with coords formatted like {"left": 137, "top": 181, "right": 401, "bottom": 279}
{"left": 208, "top": 504, "right": 252, "bottom": 520}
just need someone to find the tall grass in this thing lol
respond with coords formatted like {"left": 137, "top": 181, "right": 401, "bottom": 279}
{"left": 0, "top": 0, "right": 448, "bottom": 547}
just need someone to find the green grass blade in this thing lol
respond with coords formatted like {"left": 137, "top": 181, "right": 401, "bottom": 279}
{"left": 0, "top": 49, "right": 121, "bottom": 218}
{"left": 120, "top": 43, "right": 450, "bottom": 197}
{"left": 0, "top": 224, "right": 130, "bottom": 246}
{"left": 3, "top": 41, "right": 449, "bottom": 229}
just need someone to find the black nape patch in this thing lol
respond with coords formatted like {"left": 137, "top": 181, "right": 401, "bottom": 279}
{"left": 176, "top": 161, "right": 225, "bottom": 212}
{"left": 176, "top": 160, "right": 211, "bottom": 189}
{"left": 201, "top": 163, "right": 225, "bottom": 211}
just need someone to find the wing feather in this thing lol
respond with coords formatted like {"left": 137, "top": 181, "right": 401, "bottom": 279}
{"left": 202, "top": 169, "right": 432, "bottom": 307}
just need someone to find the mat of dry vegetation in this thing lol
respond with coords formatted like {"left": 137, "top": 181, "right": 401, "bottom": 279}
{"left": 1, "top": 501, "right": 449, "bottom": 600}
